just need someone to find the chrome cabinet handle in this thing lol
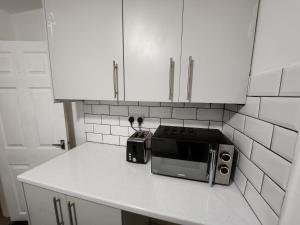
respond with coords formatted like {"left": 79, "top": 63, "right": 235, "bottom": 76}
{"left": 53, "top": 197, "right": 64, "bottom": 225}
{"left": 113, "top": 60, "right": 119, "bottom": 99}
{"left": 169, "top": 57, "right": 175, "bottom": 101}
{"left": 68, "top": 201, "right": 78, "bottom": 225}
{"left": 187, "top": 56, "right": 194, "bottom": 101}
{"left": 208, "top": 147, "right": 217, "bottom": 187}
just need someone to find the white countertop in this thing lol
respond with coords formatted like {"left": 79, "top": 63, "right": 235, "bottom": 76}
{"left": 18, "top": 142, "right": 259, "bottom": 225}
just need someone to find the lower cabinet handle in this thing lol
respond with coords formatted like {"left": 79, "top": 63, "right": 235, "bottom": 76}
{"left": 68, "top": 201, "right": 78, "bottom": 225}
{"left": 53, "top": 197, "right": 64, "bottom": 225}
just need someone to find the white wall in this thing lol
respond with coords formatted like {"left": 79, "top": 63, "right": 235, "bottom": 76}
{"left": 249, "top": 0, "right": 300, "bottom": 224}
{"left": 252, "top": 0, "right": 300, "bottom": 74}
{"left": 11, "top": 9, "right": 46, "bottom": 41}
{"left": 0, "top": 9, "right": 14, "bottom": 40}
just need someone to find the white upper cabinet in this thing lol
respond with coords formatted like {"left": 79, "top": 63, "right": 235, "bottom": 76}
{"left": 45, "top": 0, "right": 124, "bottom": 100}
{"left": 179, "top": 0, "right": 259, "bottom": 103}
{"left": 123, "top": 0, "right": 183, "bottom": 102}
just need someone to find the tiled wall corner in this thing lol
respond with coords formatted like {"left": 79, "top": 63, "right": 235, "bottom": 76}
{"left": 225, "top": 62, "right": 300, "bottom": 225}
{"left": 83, "top": 102, "right": 224, "bottom": 146}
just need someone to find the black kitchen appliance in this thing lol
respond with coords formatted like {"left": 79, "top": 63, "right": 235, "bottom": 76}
{"left": 127, "top": 131, "right": 152, "bottom": 164}
{"left": 151, "top": 126, "right": 235, "bottom": 186}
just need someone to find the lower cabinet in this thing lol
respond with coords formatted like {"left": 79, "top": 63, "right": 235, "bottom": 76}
{"left": 23, "top": 183, "right": 122, "bottom": 225}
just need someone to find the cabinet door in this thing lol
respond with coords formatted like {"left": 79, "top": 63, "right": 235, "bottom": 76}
{"left": 180, "top": 0, "right": 259, "bottom": 103}
{"left": 66, "top": 196, "right": 122, "bottom": 225}
{"left": 23, "top": 183, "right": 70, "bottom": 225}
{"left": 44, "top": 0, "right": 124, "bottom": 100}
{"left": 124, "top": 0, "right": 183, "bottom": 102}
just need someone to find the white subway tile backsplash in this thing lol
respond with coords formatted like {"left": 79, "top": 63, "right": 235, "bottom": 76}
{"left": 120, "top": 136, "right": 128, "bottom": 146}
{"left": 280, "top": 63, "right": 300, "bottom": 96}
{"left": 84, "top": 124, "right": 93, "bottom": 132}
{"left": 110, "top": 105, "right": 128, "bottom": 116}
{"left": 83, "top": 104, "right": 92, "bottom": 113}
{"left": 223, "top": 110, "right": 230, "bottom": 123}
{"left": 227, "top": 112, "right": 245, "bottom": 132}
{"left": 225, "top": 104, "right": 238, "bottom": 112}
{"left": 248, "top": 69, "right": 282, "bottom": 96}
{"left": 118, "top": 101, "right": 139, "bottom": 106}
{"left": 92, "top": 104, "right": 109, "bottom": 114}
{"left": 120, "top": 116, "right": 131, "bottom": 127}
{"left": 102, "top": 115, "right": 119, "bottom": 125}
{"left": 173, "top": 108, "right": 196, "bottom": 120}
{"left": 233, "top": 130, "right": 253, "bottom": 158}
{"left": 261, "top": 176, "right": 285, "bottom": 215}
{"left": 150, "top": 107, "right": 172, "bottom": 118}
{"left": 94, "top": 124, "right": 110, "bottom": 134}
{"left": 184, "top": 120, "right": 209, "bottom": 128}
{"left": 111, "top": 126, "right": 129, "bottom": 136}
{"left": 271, "top": 126, "right": 297, "bottom": 161}
{"left": 234, "top": 167, "right": 247, "bottom": 194}
{"left": 197, "top": 109, "right": 223, "bottom": 121}
{"left": 222, "top": 123, "right": 234, "bottom": 141}
{"left": 238, "top": 97, "right": 260, "bottom": 118}
{"left": 129, "top": 106, "right": 149, "bottom": 117}
{"left": 251, "top": 142, "right": 291, "bottom": 190}
{"left": 143, "top": 118, "right": 160, "bottom": 129}
{"left": 161, "top": 119, "right": 183, "bottom": 127}
{"left": 211, "top": 104, "right": 224, "bottom": 109}
{"left": 84, "top": 100, "right": 99, "bottom": 104}
{"left": 99, "top": 100, "right": 118, "bottom": 105}
{"left": 244, "top": 117, "right": 273, "bottom": 148}
{"left": 260, "top": 97, "right": 300, "bottom": 131}
{"left": 239, "top": 153, "right": 264, "bottom": 192}
{"left": 85, "top": 114, "right": 101, "bottom": 124}
{"left": 139, "top": 101, "right": 160, "bottom": 106}
{"left": 103, "top": 135, "right": 119, "bottom": 145}
{"left": 245, "top": 182, "right": 279, "bottom": 225}
{"left": 161, "top": 102, "right": 184, "bottom": 107}
{"left": 86, "top": 133, "right": 102, "bottom": 143}
{"left": 209, "top": 121, "right": 222, "bottom": 131}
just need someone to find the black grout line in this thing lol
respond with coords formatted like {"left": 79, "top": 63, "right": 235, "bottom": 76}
{"left": 243, "top": 182, "right": 264, "bottom": 225}
{"left": 225, "top": 122, "right": 293, "bottom": 164}
{"left": 234, "top": 139, "right": 288, "bottom": 193}
{"left": 278, "top": 68, "right": 284, "bottom": 96}
{"left": 224, "top": 108, "right": 299, "bottom": 133}
{"left": 257, "top": 97, "right": 262, "bottom": 118}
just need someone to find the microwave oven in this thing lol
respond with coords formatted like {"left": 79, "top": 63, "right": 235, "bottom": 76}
{"left": 151, "top": 126, "right": 235, "bottom": 186}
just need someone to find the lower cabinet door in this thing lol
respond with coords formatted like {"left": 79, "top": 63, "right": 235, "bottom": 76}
{"left": 23, "top": 183, "right": 70, "bottom": 225}
{"left": 66, "top": 196, "right": 122, "bottom": 225}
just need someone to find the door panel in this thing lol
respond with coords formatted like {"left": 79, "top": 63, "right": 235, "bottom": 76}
{"left": 45, "top": 0, "right": 124, "bottom": 100}
{"left": 180, "top": 0, "right": 258, "bottom": 103}
{"left": 0, "top": 89, "right": 25, "bottom": 146}
{"left": 0, "top": 41, "right": 68, "bottom": 221}
{"left": 124, "top": 0, "right": 183, "bottom": 102}
{"left": 9, "top": 165, "right": 29, "bottom": 217}
{"left": 23, "top": 184, "right": 70, "bottom": 225}
{"left": 67, "top": 196, "right": 122, "bottom": 225}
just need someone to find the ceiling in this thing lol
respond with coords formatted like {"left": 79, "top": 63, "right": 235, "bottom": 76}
{"left": 0, "top": 0, "right": 42, "bottom": 14}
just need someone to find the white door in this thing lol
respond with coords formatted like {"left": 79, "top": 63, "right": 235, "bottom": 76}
{"left": 0, "top": 41, "right": 68, "bottom": 221}
{"left": 180, "top": 0, "right": 259, "bottom": 103}
{"left": 67, "top": 196, "right": 122, "bottom": 225}
{"left": 124, "top": 0, "right": 183, "bottom": 102}
{"left": 45, "top": 0, "right": 124, "bottom": 101}
{"left": 23, "top": 183, "right": 70, "bottom": 225}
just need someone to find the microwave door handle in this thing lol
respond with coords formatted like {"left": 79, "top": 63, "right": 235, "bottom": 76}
{"left": 208, "top": 148, "right": 217, "bottom": 187}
